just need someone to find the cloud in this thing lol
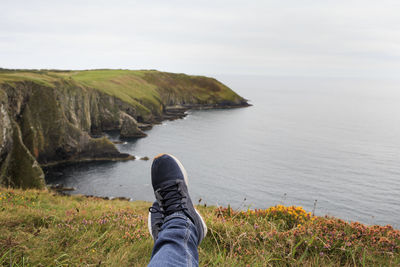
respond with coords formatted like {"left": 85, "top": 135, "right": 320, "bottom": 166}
{"left": 1, "top": 0, "right": 399, "bottom": 77}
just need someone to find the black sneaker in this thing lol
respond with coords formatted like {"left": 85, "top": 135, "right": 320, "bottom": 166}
{"left": 148, "top": 153, "right": 207, "bottom": 245}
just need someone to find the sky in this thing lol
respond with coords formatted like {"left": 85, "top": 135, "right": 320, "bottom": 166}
{"left": 1, "top": 0, "right": 400, "bottom": 78}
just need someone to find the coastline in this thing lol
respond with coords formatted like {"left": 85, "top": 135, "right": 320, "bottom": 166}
{"left": 0, "top": 69, "right": 250, "bottom": 189}
{"left": 39, "top": 103, "right": 251, "bottom": 169}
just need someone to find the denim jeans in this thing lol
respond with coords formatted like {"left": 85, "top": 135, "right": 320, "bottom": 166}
{"left": 148, "top": 212, "right": 199, "bottom": 267}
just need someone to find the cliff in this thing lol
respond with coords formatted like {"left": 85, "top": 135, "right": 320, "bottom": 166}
{"left": 0, "top": 69, "right": 249, "bottom": 189}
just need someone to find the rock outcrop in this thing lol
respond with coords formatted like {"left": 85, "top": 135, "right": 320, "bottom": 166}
{"left": 120, "top": 112, "right": 147, "bottom": 138}
{"left": 1, "top": 121, "right": 45, "bottom": 189}
{"left": 0, "top": 90, "right": 12, "bottom": 164}
{"left": 0, "top": 69, "right": 249, "bottom": 189}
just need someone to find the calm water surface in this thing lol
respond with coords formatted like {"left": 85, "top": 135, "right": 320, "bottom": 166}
{"left": 47, "top": 76, "right": 400, "bottom": 228}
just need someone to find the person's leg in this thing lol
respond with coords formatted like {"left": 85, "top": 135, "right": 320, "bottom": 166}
{"left": 147, "top": 154, "right": 207, "bottom": 267}
{"left": 148, "top": 212, "right": 199, "bottom": 267}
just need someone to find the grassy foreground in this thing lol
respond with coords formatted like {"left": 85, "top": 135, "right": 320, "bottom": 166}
{"left": 0, "top": 188, "right": 399, "bottom": 266}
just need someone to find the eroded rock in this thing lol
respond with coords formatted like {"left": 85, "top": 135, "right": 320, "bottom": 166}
{"left": 0, "top": 121, "right": 46, "bottom": 189}
{"left": 120, "top": 112, "right": 147, "bottom": 138}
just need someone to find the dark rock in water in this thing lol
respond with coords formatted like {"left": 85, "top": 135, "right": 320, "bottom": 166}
{"left": 61, "top": 187, "right": 75, "bottom": 191}
{"left": 78, "top": 137, "right": 122, "bottom": 159}
{"left": 163, "top": 105, "right": 188, "bottom": 121}
{"left": 111, "top": 196, "right": 131, "bottom": 201}
{"left": 84, "top": 195, "right": 109, "bottom": 200}
{"left": 165, "top": 105, "right": 189, "bottom": 113}
{"left": 140, "top": 156, "right": 150, "bottom": 161}
{"left": 49, "top": 184, "right": 76, "bottom": 191}
{"left": 137, "top": 123, "right": 153, "bottom": 131}
{"left": 41, "top": 152, "right": 136, "bottom": 168}
{"left": 83, "top": 195, "right": 131, "bottom": 201}
{"left": 163, "top": 113, "right": 187, "bottom": 121}
{"left": 112, "top": 140, "right": 124, "bottom": 144}
{"left": 120, "top": 112, "right": 147, "bottom": 138}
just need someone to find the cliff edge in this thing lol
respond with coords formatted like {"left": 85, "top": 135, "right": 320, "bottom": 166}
{"left": 0, "top": 69, "right": 249, "bottom": 189}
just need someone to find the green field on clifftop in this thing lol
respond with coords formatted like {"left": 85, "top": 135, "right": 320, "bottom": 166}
{"left": 0, "top": 69, "right": 245, "bottom": 115}
{"left": 1, "top": 188, "right": 399, "bottom": 266}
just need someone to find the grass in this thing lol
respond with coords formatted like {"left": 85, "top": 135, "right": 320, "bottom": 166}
{"left": 1, "top": 188, "right": 399, "bottom": 266}
{"left": 0, "top": 188, "right": 152, "bottom": 266}
{"left": 139, "top": 70, "right": 242, "bottom": 103}
{"left": 66, "top": 70, "right": 162, "bottom": 116}
{"left": 0, "top": 69, "right": 246, "bottom": 120}
{"left": 0, "top": 72, "right": 57, "bottom": 88}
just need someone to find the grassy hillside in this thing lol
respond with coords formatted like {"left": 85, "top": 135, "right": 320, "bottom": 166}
{"left": 1, "top": 188, "right": 399, "bottom": 266}
{"left": 0, "top": 69, "right": 247, "bottom": 114}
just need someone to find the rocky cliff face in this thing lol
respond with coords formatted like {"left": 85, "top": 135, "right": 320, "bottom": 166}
{"left": 0, "top": 69, "right": 249, "bottom": 189}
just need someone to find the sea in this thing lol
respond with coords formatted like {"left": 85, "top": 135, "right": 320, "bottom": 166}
{"left": 46, "top": 75, "right": 400, "bottom": 228}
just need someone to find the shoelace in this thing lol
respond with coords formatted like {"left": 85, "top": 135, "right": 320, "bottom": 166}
{"left": 148, "top": 206, "right": 162, "bottom": 214}
{"left": 150, "top": 183, "right": 187, "bottom": 217}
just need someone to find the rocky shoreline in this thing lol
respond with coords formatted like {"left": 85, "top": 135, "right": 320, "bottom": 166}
{"left": 0, "top": 69, "right": 250, "bottom": 189}
{"left": 48, "top": 184, "right": 132, "bottom": 201}
{"left": 42, "top": 103, "right": 249, "bottom": 167}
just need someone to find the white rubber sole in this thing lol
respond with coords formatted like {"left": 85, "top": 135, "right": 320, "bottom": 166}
{"left": 148, "top": 153, "right": 207, "bottom": 240}
{"left": 195, "top": 207, "right": 208, "bottom": 239}
{"left": 148, "top": 212, "right": 153, "bottom": 239}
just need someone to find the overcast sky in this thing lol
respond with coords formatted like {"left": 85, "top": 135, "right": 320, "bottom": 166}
{"left": 1, "top": 0, "right": 399, "bottom": 78}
